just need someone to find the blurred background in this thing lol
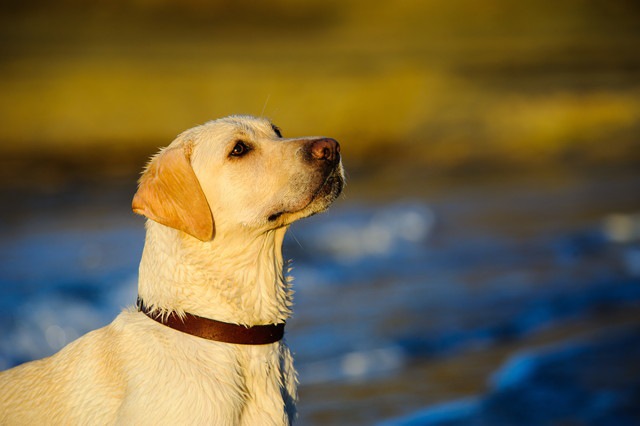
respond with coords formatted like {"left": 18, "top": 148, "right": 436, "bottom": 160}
{"left": 1, "top": 0, "right": 640, "bottom": 424}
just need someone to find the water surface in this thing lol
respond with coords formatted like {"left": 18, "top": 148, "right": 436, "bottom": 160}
{"left": 1, "top": 170, "right": 639, "bottom": 424}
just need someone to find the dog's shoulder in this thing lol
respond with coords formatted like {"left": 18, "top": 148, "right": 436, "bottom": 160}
{"left": 0, "top": 319, "right": 128, "bottom": 424}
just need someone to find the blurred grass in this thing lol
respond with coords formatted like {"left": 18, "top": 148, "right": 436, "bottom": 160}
{"left": 1, "top": 0, "right": 639, "bottom": 177}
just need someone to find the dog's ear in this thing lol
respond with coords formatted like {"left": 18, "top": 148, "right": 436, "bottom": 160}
{"left": 132, "top": 142, "right": 214, "bottom": 241}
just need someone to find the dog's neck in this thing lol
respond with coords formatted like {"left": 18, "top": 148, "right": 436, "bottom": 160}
{"left": 137, "top": 221, "right": 293, "bottom": 325}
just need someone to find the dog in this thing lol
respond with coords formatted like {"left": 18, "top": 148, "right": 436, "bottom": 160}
{"left": 0, "top": 115, "right": 344, "bottom": 425}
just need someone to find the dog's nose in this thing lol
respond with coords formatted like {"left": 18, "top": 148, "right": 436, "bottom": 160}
{"left": 309, "top": 138, "right": 340, "bottom": 163}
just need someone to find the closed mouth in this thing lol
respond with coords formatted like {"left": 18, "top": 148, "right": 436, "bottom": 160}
{"left": 298, "top": 167, "right": 344, "bottom": 215}
{"left": 313, "top": 170, "right": 343, "bottom": 202}
{"left": 267, "top": 166, "right": 344, "bottom": 223}
{"left": 268, "top": 211, "right": 284, "bottom": 222}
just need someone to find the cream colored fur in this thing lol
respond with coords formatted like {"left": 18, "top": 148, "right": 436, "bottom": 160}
{"left": 0, "top": 115, "right": 344, "bottom": 425}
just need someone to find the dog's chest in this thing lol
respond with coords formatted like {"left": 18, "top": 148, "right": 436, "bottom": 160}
{"left": 237, "top": 344, "right": 298, "bottom": 425}
{"left": 117, "top": 313, "right": 297, "bottom": 425}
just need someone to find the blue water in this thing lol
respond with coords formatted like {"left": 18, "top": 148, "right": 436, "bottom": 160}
{"left": 1, "top": 172, "right": 639, "bottom": 424}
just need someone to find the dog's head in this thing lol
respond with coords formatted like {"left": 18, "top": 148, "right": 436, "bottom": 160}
{"left": 132, "top": 115, "right": 344, "bottom": 241}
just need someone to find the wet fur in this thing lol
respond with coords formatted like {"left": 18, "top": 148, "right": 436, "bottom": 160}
{"left": 0, "top": 115, "right": 344, "bottom": 425}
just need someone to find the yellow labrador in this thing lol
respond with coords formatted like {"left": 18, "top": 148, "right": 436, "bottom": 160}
{"left": 0, "top": 115, "right": 344, "bottom": 425}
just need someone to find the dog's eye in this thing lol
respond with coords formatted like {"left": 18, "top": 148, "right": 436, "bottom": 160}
{"left": 271, "top": 124, "right": 282, "bottom": 138}
{"left": 230, "top": 141, "right": 250, "bottom": 157}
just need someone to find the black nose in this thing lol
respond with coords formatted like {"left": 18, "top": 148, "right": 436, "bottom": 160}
{"left": 309, "top": 138, "right": 340, "bottom": 163}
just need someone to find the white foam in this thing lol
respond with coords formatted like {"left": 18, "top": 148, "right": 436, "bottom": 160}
{"left": 299, "top": 345, "right": 407, "bottom": 385}
{"left": 314, "top": 203, "right": 435, "bottom": 261}
{"left": 603, "top": 213, "right": 640, "bottom": 243}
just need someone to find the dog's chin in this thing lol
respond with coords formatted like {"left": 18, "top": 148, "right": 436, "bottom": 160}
{"left": 269, "top": 171, "right": 344, "bottom": 226}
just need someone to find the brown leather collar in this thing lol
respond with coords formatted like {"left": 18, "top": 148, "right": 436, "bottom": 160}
{"left": 137, "top": 298, "right": 285, "bottom": 345}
